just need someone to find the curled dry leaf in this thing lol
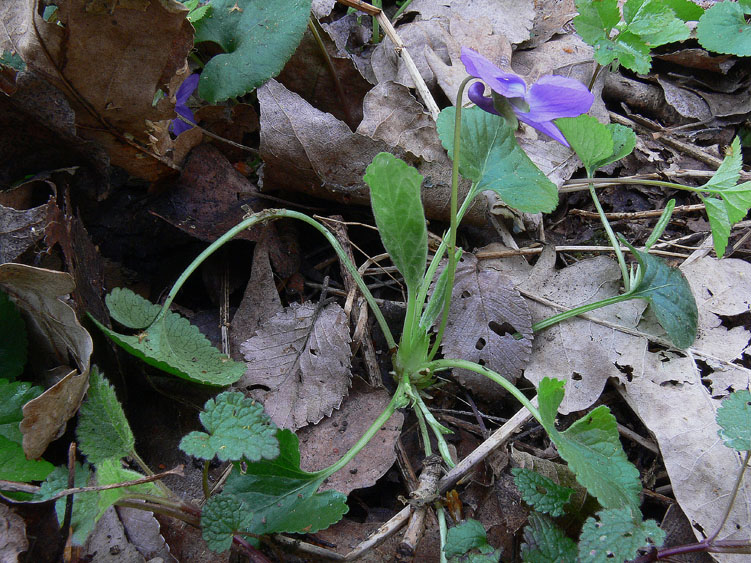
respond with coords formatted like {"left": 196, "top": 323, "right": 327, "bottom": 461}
{"left": 238, "top": 301, "right": 352, "bottom": 430}
{"left": 0, "top": 503, "right": 28, "bottom": 563}
{"left": 0, "top": 263, "right": 92, "bottom": 459}
{"left": 298, "top": 378, "right": 404, "bottom": 495}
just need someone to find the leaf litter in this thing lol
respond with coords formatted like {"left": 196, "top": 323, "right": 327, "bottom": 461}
{"left": 3, "top": 0, "right": 751, "bottom": 559}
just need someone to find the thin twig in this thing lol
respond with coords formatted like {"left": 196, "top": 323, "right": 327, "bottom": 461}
{"left": 175, "top": 114, "right": 259, "bottom": 155}
{"left": 569, "top": 203, "right": 705, "bottom": 220}
{"left": 475, "top": 245, "right": 690, "bottom": 259}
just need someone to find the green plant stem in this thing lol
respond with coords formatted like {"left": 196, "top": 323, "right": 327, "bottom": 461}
{"left": 202, "top": 460, "right": 210, "bottom": 500}
{"left": 588, "top": 180, "right": 630, "bottom": 291}
{"left": 530, "top": 291, "right": 636, "bottom": 333}
{"left": 153, "top": 209, "right": 396, "bottom": 350}
{"left": 130, "top": 450, "right": 173, "bottom": 498}
{"left": 413, "top": 403, "right": 432, "bottom": 457}
{"left": 429, "top": 76, "right": 474, "bottom": 361}
{"left": 568, "top": 176, "right": 718, "bottom": 194}
{"left": 372, "top": 0, "right": 381, "bottom": 42}
{"left": 115, "top": 498, "right": 201, "bottom": 527}
{"left": 423, "top": 359, "right": 542, "bottom": 424}
{"left": 122, "top": 492, "right": 198, "bottom": 515}
{"left": 410, "top": 389, "right": 455, "bottom": 468}
{"left": 707, "top": 450, "right": 751, "bottom": 544}
{"left": 437, "top": 503, "right": 448, "bottom": 563}
{"left": 317, "top": 378, "right": 409, "bottom": 479}
{"left": 393, "top": 0, "right": 414, "bottom": 20}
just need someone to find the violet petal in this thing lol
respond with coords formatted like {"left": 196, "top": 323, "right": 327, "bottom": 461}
{"left": 461, "top": 47, "right": 526, "bottom": 98}
{"left": 524, "top": 75, "right": 594, "bottom": 122}
{"left": 175, "top": 73, "right": 200, "bottom": 105}
{"left": 467, "top": 82, "right": 500, "bottom": 115}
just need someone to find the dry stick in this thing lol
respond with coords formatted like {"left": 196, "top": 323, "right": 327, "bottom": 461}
{"left": 398, "top": 455, "right": 444, "bottom": 559}
{"left": 475, "top": 245, "right": 690, "bottom": 259}
{"left": 175, "top": 114, "right": 259, "bottom": 155}
{"left": 569, "top": 203, "right": 706, "bottom": 220}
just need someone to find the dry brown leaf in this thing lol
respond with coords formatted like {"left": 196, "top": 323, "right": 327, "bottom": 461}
{"left": 0, "top": 503, "right": 27, "bottom": 563}
{"left": 1, "top": 0, "right": 192, "bottom": 181}
{"left": 298, "top": 378, "right": 404, "bottom": 495}
{"left": 116, "top": 506, "right": 176, "bottom": 563}
{"left": 438, "top": 254, "right": 533, "bottom": 399}
{"left": 238, "top": 301, "right": 352, "bottom": 430}
{"left": 0, "top": 197, "right": 53, "bottom": 263}
{"left": 0, "top": 263, "right": 92, "bottom": 458}
{"left": 83, "top": 507, "right": 147, "bottom": 563}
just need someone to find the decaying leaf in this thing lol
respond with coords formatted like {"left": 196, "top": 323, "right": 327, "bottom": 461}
{"left": 0, "top": 263, "right": 92, "bottom": 459}
{"left": 298, "top": 378, "right": 404, "bottom": 495}
{"left": 438, "top": 254, "right": 533, "bottom": 399}
{"left": 0, "top": 197, "right": 53, "bottom": 263}
{"left": 0, "top": 503, "right": 28, "bottom": 563}
{"left": 238, "top": 301, "right": 352, "bottom": 430}
{"left": 1, "top": 0, "right": 193, "bottom": 181}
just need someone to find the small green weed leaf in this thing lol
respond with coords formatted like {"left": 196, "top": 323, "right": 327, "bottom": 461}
{"left": 697, "top": 1, "right": 751, "bottom": 56}
{"left": 574, "top": 0, "right": 620, "bottom": 45}
{"left": 698, "top": 138, "right": 751, "bottom": 257}
{"left": 0, "top": 50, "right": 25, "bottom": 71}
{"left": 537, "top": 378, "right": 642, "bottom": 515}
{"left": 363, "top": 153, "right": 428, "bottom": 292}
{"left": 179, "top": 391, "right": 278, "bottom": 462}
{"left": 626, "top": 245, "right": 698, "bottom": 349}
{"left": 76, "top": 368, "right": 135, "bottom": 464}
{"left": 0, "top": 290, "right": 27, "bottom": 380}
{"left": 94, "top": 458, "right": 161, "bottom": 518}
{"left": 579, "top": 508, "right": 665, "bottom": 563}
{"left": 556, "top": 116, "right": 635, "bottom": 175}
{"left": 105, "top": 287, "right": 160, "bottom": 330}
{"left": 663, "top": 0, "right": 704, "bottom": 21}
{"left": 38, "top": 464, "right": 98, "bottom": 546}
{"left": 218, "top": 429, "right": 347, "bottom": 538}
{"left": 95, "top": 288, "right": 245, "bottom": 385}
{"left": 193, "top": 0, "right": 311, "bottom": 102}
{"left": 420, "top": 249, "right": 462, "bottom": 331}
{"left": 437, "top": 107, "right": 558, "bottom": 214}
{"left": 716, "top": 390, "right": 751, "bottom": 451}
{"left": 201, "top": 494, "right": 250, "bottom": 553}
{"left": 444, "top": 519, "right": 502, "bottom": 562}
{"left": 623, "top": 0, "right": 690, "bottom": 46}
{"left": 0, "top": 378, "right": 42, "bottom": 443}
{"left": 181, "top": 0, "right": 212, "bottom": 23}
{"left": 0, "top": 435, "right": 54, "bottom": 482}
{"left": 511, "top": 467, "right": 573, "bottom": 517}
{"left": 520, "top": 512, "right": 578, "bottom": 563}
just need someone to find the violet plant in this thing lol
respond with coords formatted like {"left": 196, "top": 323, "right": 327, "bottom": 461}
{"left": 82, "top": 43, "right": 751, "bottom": 560}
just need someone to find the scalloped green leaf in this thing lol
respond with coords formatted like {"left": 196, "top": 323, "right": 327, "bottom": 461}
{"left": 213, "top": 429, "right": 347, "bottom": 540}
{"left": 623, "top": 0, "right": 690, "bottom": 47}
{"left": 698, "top": 138, "right": 751, "bottom": 257}
{"left": 193, "top": 0, "right": 311, "bottom": 102}
{"left": 579, "top": 508, "right": 665, "bottom": 562}
{"left": 437, "top": 107, "right": 558, "bottom": 214}
{"left": 93, "top": 288, "right": 245, "bottom": 386}
{"left": 511, "top": 468, "right": 573, "bottom": 517}
{"left": 521, "top": 512, "right": 578, "bottom": 563}
{"left": 556, "top": 115, "right": 635, "bottom": 176}
{"left": 179, "top": 391, "right": 278, "bottom": 462}
{"left": 0, "top": 435, "right": 53, "bottom": 482}
{"left": 0, "top": 290, "right": 27, "bottom": 381}
{"left": 106, "top": 287, "right": 160, "bottom": 330}
{"left": 0, "top": 378, "right": 42, "bottom": 444}
{"left": 697, "top": 1, "right": 751, "bottom": 56}
{"left": 363, "top": 153, "right": 428, "bottom": 292}
{"left": 626, "top": 245, "right": 698, "bottom": 349}
{"left": 663, "top": 0, "right": 704, "bottom": 21}
{"left": 202, "top": 495, "right": 250, "bottom": 553}
{"left": 76, "top": 368, "right": 135, "bottom": 464}
{"left": 716, "top": 390, "right": 751, "bottom": 452}
{"left": 444, "top": 519, "right": 501, "bottom": 562}
{"left": 538, "top": 378, "right": 642, "bottom": 515}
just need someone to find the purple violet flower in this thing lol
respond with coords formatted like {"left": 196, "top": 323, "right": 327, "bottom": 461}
{"left": 170, "top": 73, "right": 200, "bottom": 136}
{"left": 461, "top": 47, "right": 594, "bottom": 147}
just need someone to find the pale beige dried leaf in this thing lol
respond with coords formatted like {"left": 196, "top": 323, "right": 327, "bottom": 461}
{"left": 0, "top": 504, "right": 28, "bottom": 563}
{"left": 239, "top": 302, "right": 352, "bottom": 430}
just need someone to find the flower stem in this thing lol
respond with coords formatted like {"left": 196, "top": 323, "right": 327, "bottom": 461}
{"left": 707, "top": 450, "right": 751, "bottom": 544}
{"left": 429, "top": 76, "right": 474, "bottom": 361}
{"left": 588, "top": 180, "right": 630, "bottom": 291}
{"left": 530, "top": 291, "right": 636, "bottom": 333}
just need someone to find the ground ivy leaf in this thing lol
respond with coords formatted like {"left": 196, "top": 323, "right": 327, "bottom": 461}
{"left": 105, "top": 287, "right": 160, "bottom": 330}
{"left": 0, "top": 378, "right": 42, "bottom": 444}
{"left": 626, "top": 245, "right": 698, "bottom": 349}
{"left": 193, "top": 0, "right": 311, "bottom": 102}
{"left": 220, "top": 429, "right": 347, "bottom": 536}
{"left": 437, "top": 106, "right": 558, "bottom": 214}
{"left": 537, "top": 378, "right": 642, "bottom": 515}
{"left": 716, "top": 390, "right": 751, "bottom": 451}
{"left": 511, "top": 468, "right": 573, "bottom": 517}
{"left": 0, "top": 435, "right": 54, "bottom": 482}
{"left": 76, "top": 368, "right": 135, "bottom": 464}
{"left": 663, "top": 0, "right": 704, "bottom": 21}
{"left": 579, "top": 508, "right": 665, "bottom": 563}
{"left": 94, "top": 288, "right": 245, "bottom": 386}
{"left": 0, "top": 290, "right": 27, "bottom": 380}
{"left": 521, "top": 512, "right": 578, "bottom": 563}
{"left": 363, "top": 153, "right": 427, "bottom": 292}
{"left": 179, "top": 391, "right": 279, "bottom": 462}
{"left": 697, "top": 1, "right": 751, "bottom": 56}
{"left": 201, "top": 494, "right": 250, "bottom": 553}
{"left": 623, "top": 0, "right": 690, "bottom": 47}
{"left": 444, "top": 519, "right": 501, "bottom": 561}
